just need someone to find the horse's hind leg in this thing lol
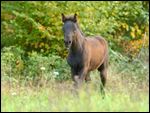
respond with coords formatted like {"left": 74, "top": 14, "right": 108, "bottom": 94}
{"left": 98, "top": 62, "right": 107, "bottom": 96}
{"left": 85, "top": 73, "right": 91, "bottom": 83}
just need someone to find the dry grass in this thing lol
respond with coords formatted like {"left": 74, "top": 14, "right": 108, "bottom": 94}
{"left": 1, "top": 68, "right": 149, "bottom": 112}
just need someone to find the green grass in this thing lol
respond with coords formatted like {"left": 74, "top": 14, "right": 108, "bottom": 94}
{"left": 1, "top": 51, "right": 149, "bottom": 112}
{"left": 2, "top": 71, "right": 149, "bottom": 112}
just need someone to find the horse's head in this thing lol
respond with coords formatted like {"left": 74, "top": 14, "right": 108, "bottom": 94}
{"left": 61, "top": 13, "right": 78, "bottom": 50}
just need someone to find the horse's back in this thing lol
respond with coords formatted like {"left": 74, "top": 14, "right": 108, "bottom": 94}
{"left": 85, "top": 36, "right": 108, "bottom": 50}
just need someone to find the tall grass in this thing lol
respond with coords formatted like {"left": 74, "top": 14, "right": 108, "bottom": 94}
{"left": 1, "top": 46, "right": 149, "bottom": 112}
{"left": 2, "top": 65, "right": 149, "bottom": 112}
{"left": 1, "top": 77, "right": 149, "bottom": 112}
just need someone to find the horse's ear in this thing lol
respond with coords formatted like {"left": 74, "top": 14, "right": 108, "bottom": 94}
{"left": 73, "top": 13, "right": 77, "bottom": 22}
{"left": 62, "top": 13, "right": 66, "bottom": 23}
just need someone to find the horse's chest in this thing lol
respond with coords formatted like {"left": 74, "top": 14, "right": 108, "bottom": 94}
{"left": 67, "top": 54, "right": 83, "bottom": 68}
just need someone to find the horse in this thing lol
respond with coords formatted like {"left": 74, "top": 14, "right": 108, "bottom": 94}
{"left": 61, "top": 13, "right": 108, "bottom": 94}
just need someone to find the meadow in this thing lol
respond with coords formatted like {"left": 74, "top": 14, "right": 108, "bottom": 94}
{"left": 1, "top": 68, "right": 149, "bottom": 112}
{"left": 1, "top": 1, "right": 149, "bottom": 112}
{"left": 1, "top": 48, "right": 149, "bottom": 112}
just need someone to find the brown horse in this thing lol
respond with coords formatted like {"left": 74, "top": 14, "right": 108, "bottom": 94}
{"left": 61, "top": 13, "right": 108, "bottom": 93}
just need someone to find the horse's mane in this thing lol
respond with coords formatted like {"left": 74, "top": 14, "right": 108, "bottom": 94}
{"left": 76, "top": 22, "right": 85, "bottom": 36}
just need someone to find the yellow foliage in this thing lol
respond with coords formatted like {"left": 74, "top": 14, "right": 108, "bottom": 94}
{"left": 122, "top": 35, "right": 148, "bottom": 57}
{"left": 137, "top": 29, "right": 142, "bottom": 35}
{"left": 45, "top": 44, "right": 49, "bottom": 49}
{"left": 39, "top": 42, "right": 44, "bottom": 48}
{"left": 34, "top": 43, "right": 38, "bottom": 48}
{"left": 38, "top": 25, "right": 45, "bottom": 32}
{"left": 16, "top": 60, "right": 24, "bottom": 71}
{"left": 40, "top": 49, "right": 44, "bottom": 52}
{"left": 27, "top": 52, "right": 31, "bottom": 55}
{"left": 134, "top": 23, "right": 139, "bottom": 30}
{"left": 112, "top": 12, "right": 115, "bottom": 16}
{"left": 130, "top": 32, "right": 135, "bottom": 38}
{"left": 131, "top": 27, "right": 135, "bottom": 32}
{"left": 25, "top": 41, "right": 28, "bottom": 45}
{"left": 31, "top": 43, "right": 34, "bottom": 46}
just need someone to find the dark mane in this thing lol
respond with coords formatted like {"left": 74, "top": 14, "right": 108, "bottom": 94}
{"left": 76, "top": 22, "right": 85, "bottom": 36}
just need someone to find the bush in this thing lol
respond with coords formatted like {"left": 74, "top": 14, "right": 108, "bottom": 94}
{"left": 1, "top": 46, "right": 25, "bottom": 79}
{"left": 109, "top": 47, "right": 149, "bottom": 82}
{"left": 1, "top": 46, "right": 148, "bottom": 85}
{"left": 24, "top": 51, "right": 71, "bottom": 82}
{"left": 1, "top": 1, "right": 149, "bottom": 58}
{"left": 1, "top": 46, "right": 71, "bottom": 85}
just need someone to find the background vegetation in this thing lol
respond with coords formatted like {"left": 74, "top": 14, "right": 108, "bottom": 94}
{"left": 1, "top": 1, "right": 149, "bottom": 112}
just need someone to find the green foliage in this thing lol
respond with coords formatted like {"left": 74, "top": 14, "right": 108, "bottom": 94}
{"left": 1, "top": 46, "right": 148, "bottom": 84}
{"left": 1, "top": 1, "right": 149, "bottom": 57}
{"left": 1, "top": 46, "right": 71, "bottom": 83}
{"left": 24, "top": 51, "right": 71, "bottom": 81}
{"left": 1, "top": 46, "right": 25, "bottom": 79}
{"left": 109, "top": 47, "right": 149, "bottom": 82}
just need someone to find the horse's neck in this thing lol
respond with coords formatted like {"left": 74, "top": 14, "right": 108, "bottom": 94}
{"left": 76, "top": 23, "right": 85, "bottom": 36}
{"left": 71, "top": 30, "right": 84, "bottom": 53}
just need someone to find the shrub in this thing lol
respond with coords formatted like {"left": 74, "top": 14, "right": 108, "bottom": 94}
{"left": 109, "top": 47, "right": 149, "bottom": 82}
{"left": 1, "top": 46, "right": 25, "bottom": 84}
{"left": 1, "top": 1, "right": 149, "bottom": 58}
{"left": 1, "top": 46, "right": 71, "bottom": 84}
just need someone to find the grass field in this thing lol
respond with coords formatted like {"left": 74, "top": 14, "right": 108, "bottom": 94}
{"left": 1, "top": 69, "right": 149, "bottom": 112}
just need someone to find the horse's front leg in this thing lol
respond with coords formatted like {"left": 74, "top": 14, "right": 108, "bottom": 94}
{"left": 73, "top": 67, "right": 88, "bottom": 89}
{"left": 71, "top": 67, "right": 79, "bottom": 88}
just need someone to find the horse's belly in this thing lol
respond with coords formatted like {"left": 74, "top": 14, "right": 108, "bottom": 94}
{"left": 89, "top": 60, "right": 101, "bottom": 71}
{"left": 88, "top": 50, "right": 105, "bottom": 71}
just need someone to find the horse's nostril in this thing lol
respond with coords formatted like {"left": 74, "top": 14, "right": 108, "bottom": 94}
{"left": 64, "top": 40, "right": 71, "bottom": 45}
{"left": 69, "top": 41, "right": 71, "bottom": 44}
{"left": 64, "top": 41, "right": 67, "bottom": 44}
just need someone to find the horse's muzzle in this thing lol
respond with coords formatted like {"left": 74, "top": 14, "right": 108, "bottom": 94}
{"left": 64, "top": 40, "right": 72, "bottom": 50}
